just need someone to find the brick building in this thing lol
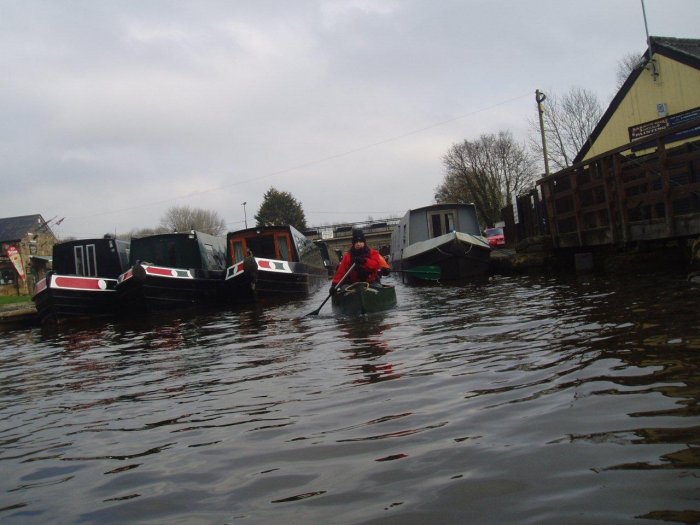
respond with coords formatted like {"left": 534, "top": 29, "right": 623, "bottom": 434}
{"left": 0, "top": 214, "right": 58, "bottom": 296}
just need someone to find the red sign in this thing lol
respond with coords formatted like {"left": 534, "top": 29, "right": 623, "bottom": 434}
{"left": 6, "top": 245, "right": 26, "bottom": 280}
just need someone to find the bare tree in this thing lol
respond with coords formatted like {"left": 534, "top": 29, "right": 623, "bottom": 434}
{"left": 119, "top": 226, "right": 168, "bottom": 240}
{"left": 159, "top": 205, "right": 226, "bottom": 236}
{"left": 616, "top": 52, "right": 644, "bottom": 90}
{"left": 436, "top": 131, "right": 537, "bottom": 227}
{"left": 528, "top": 87, "right": 603, "bottom": 172}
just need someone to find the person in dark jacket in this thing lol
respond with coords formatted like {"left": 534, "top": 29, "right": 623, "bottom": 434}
{"left": 330, "top": 229, "right": 390, "bottom": 295}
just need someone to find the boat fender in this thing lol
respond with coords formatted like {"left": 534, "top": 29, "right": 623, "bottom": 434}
{"left": 132, "top": 263, "right": 147, "bottom": 281}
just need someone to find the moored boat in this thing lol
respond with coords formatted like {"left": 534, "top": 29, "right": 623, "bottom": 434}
{"left": 117, "top": 231, "right": 227, "bottom": 313}
{"left": 331, "top": 282, "right": 397, "bottom": 316}
{"left": 315, "top": 240, "right": 340, "bottom": 276}
{"left": 32, "top": 237, "right": 130, "bottom": 323}
{"left": 224, "top": 225, "right": 327, "bottom": 303}
{"left": 390, "top": 203, "right": 491, "bottom": 283}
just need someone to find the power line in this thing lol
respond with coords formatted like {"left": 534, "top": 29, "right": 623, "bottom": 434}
{"left": 68, "top": 91, "right": 532, "bottom": 222}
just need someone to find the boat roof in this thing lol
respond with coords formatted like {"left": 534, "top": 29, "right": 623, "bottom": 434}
{"left": 53, "top": 237, "right": 128, "bottom": 255}
{"left": 404, "top": 203, "right": 477, "bottom": 215}
{"left": 132, "top": 230, "right": 216, "bottom": 241}
{"left": 55, "top": 237, "right": 126, "bottom": 246}
{"left": 226, "top": 225, "right": 302, "bottom": 238}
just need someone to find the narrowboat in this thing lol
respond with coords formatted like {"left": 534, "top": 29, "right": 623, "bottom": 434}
{"left": 32, "top": 237, "right": 130, "bottom": 323}
{"left": 117, "top": 231, "right": 227, "bottom": 312}
{"left": 390, "top": 203, "right": 491, "bottom": 283}
{"left": 331, "top": 282, "right": 397, "bottom": 316}
{"left": 224, "top": 225, "right": 327, "bottom": 303}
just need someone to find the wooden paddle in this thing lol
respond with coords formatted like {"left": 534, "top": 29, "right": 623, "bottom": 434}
{"left": 306, "top": 263, "right": 355, "bottom": 316}
{"left": 390, "top": 265, "right": 441, "bottom": 281}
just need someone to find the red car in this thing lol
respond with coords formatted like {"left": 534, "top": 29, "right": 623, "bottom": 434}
{"left": 484, "top": 227, "right": 505, "bottom": 248}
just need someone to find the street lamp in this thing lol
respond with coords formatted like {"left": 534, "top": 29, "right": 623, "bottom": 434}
{"left": 242, "top": 202, "right": 248, "bottom": 228}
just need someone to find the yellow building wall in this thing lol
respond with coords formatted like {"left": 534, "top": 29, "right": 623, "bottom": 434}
{"left": 583, "top": 54, "right": 700, "bottom": 161}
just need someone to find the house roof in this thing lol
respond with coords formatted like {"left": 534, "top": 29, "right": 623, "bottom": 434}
{"left": 0, "top": 214, "right": 47, "bottom": 243}
{"left": 573, "top": 36, "right": 700, "bottom": 164}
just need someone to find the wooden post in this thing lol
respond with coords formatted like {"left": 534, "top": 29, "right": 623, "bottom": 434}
{"left": 612, "top": 154, "right": 629, "bottom": 244}
{"left": 658, "top": 140, "right": 673, "bottom": 236}
{"left": 601, "top": 157, "right": 617, "bottom": 244}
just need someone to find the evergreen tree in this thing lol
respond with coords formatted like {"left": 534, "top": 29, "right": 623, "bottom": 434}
{"left": 254, "top": 187, "right": 307, "bottom": 230}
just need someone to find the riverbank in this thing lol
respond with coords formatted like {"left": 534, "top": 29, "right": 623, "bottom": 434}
{"left": 490, "top": 236, "right": 700, "bottom": 279}
{"left": 0, "top": 300, "right": 38, "bottom": 325}
{"left": 3, "top": 243, "right": 697, "bottom": 327}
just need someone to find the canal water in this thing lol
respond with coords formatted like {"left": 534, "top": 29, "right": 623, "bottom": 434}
{"left": 1, "top": 273, "right": 699, "bottom": 525}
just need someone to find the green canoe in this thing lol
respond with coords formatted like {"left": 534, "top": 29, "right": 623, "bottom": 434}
{"left": 331, "top": 282, "right": 397, "bottom": 316}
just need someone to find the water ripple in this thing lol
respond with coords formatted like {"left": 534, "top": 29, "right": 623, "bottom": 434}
{"left": 1, "top": 273, "right": 699, "bottom": 524}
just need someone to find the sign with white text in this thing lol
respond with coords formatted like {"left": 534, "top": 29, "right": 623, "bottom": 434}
{"left": 6, "top": 245, "right": 26, "bottom": 280}
{"left": 628, "top": 106, "right": 700, "bottom": 150}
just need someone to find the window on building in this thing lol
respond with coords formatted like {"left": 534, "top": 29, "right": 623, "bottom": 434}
{"left": 0, "top": 266, "right": 16, "bottom": 285}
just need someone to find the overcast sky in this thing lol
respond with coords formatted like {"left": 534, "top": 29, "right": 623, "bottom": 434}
{"left": 2, "top": 0, "right": 699, "bottom": 239}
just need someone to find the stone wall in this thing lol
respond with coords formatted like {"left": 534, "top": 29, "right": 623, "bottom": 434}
{"left": 0, "top": 232, "right": 56, "bottom": 296}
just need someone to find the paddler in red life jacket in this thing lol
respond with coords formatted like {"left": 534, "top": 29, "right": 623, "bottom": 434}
{"left": 330, "top": 229, "right": 390, "bottom": 296}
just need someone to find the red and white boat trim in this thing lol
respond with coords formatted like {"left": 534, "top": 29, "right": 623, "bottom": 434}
{"left": 119, "top": 264, "right": 194, "bottom": 284}
{"left": 226, "top": 257, "right": 291, "bottom": 280}
{"left": 38, "top": 275, "right": 117, "bottom": 292}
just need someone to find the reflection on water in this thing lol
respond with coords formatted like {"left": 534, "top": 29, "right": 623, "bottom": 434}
{"left": 1, "top": 273, "right": 700, "bottom": 524}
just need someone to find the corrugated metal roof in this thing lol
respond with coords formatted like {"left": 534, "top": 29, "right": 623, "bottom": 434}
{"left": 652, "top": 36, "right": 700, "bottom": 62}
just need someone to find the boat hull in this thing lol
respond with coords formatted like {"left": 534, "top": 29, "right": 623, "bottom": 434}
{"left": 396, "top": 231, "right": 491, "bottom": 283}
{"left": 225, "top": 257, "right": 327, "bottom": 303}
{"left": 331, "top": 283, "right": 397, "bottom": 316}
{"left": 117, "top": 264, "right": 225, "bottom": 313}
{"left": 32, "top": 272, "right": 120, "bottom": 323}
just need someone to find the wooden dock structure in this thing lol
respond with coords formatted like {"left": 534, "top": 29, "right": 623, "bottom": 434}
{"left": 508, "top": 119, "right": 700, "bottom": 251}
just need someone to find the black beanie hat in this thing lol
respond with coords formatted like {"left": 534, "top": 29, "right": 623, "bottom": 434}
{"left": 351, "top": 229, "right": 366, "bottom": 243}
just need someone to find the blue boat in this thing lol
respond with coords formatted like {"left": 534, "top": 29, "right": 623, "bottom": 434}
{"left": 390, "top": 203, "right": 491, "bottom": 283}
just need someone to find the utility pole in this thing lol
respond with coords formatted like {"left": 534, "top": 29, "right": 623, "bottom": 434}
{"left": 640, "top": 0, "right": 658, "bottom": 80}
{"left": 242, "top": 202, "right": 248, "bottom": 228}
{"left": 536, "top": 89, "right": 550, "bottom": 177}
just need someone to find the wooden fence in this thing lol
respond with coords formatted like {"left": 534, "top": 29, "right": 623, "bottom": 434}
{"left": 531, "top": 119, "right": 700, "bottom": 249}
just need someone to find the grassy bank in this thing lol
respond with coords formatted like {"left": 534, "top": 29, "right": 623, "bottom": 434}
{"left": 0, "top": 295, "right": 32, "bottom": 306}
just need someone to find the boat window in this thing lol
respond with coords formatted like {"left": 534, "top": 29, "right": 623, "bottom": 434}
{"left": 130, "top": 236, "right": 201, "bottom": 269}
{"left": 74, "top": 245, "right": 85, "bottom": 275}
{"left": 429, "top": 211, "right": 457, "bottom": 238}
{"left": 230, "top": 240, "right": 244, "bottom": 263}
{"left": 430, "top": 214, "right": 443, "bottom": 237}
{"left": 244, "top": 235, "right": 276, "bottom": 259}
{"left": 276, "top": 235, "right": 290, "bottom": 261}
{"left": 203, "top": 244, "right": 216, "bottom": 267}
{"left": 85, "top": 244, "right": 97, "bottom": 276}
